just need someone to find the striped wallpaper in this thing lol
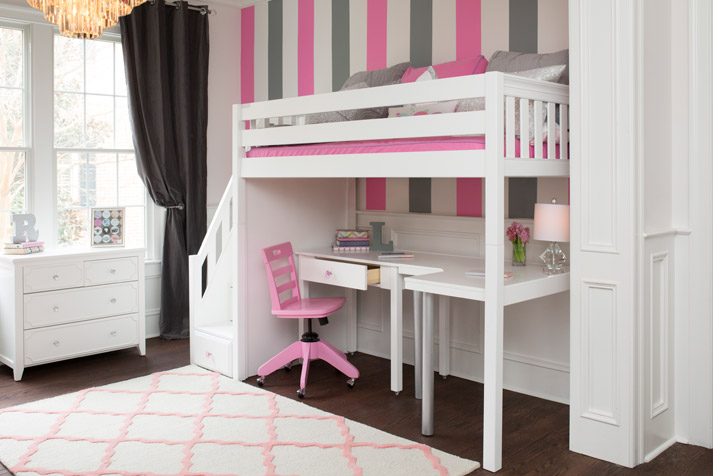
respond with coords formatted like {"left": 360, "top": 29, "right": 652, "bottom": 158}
{"left": 241, "top": 0, "right": 569, "bottom": 218}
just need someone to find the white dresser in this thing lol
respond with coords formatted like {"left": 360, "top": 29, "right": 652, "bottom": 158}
{"left": 0, "top": 247, "right": 146, "bottom": 381}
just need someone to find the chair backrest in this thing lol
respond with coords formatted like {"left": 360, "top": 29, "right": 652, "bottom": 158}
{"left": 261, "top": 242, "right": 302, "bottom": 313}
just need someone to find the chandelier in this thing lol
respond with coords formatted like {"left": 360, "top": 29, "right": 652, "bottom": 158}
{"left": 27, "top": 0, "right": 147, "bottom": 39}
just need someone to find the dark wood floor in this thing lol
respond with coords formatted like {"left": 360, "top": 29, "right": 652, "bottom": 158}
{"left": 1, "top": 338, "right": 711, "bottom": 476}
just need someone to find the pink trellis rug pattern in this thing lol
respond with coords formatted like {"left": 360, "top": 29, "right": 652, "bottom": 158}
{"left": 0, "top": 365, "right": 479, "bottom": 476}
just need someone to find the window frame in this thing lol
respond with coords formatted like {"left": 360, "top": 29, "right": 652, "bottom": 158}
{"left": 0, "top": 12, "right": 160, "bottom": 260}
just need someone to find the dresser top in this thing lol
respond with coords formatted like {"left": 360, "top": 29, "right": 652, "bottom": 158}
{"left": 0, "top": 247, "right": 145, "bottom": 264}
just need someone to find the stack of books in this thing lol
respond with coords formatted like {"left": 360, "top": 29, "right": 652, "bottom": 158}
{"left": 3, "top": 241, "right": 45, "bottom": 255}
{"left": 333, "top": 230, "right": 370, "bottom": 252}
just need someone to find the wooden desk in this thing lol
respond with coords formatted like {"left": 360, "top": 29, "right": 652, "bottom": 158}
{"left": 295, "top": 249, "right": 469, "bottom": 396}
{"left": 404, "top": 263, "right": 569, "bottom": 472}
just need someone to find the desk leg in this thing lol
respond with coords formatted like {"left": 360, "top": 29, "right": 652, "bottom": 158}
{"left": 389, "top": 268, "right": 404, "bottom": 395}
{"left": 413, "top": 291, "right": 423, "bottom": 399}
{"left": 483, "top": 295, "right": 504, "bottom": 471}
{"left": 346, "top": 288, "right": 357, "bottom": 353}
{"left": 422, "top": 292, "right": 435, "bottom": 435}
{"left": 438, "top": 296, "right": 450, "bottom": 378}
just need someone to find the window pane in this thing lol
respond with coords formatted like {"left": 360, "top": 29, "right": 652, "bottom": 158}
{"left": 54, "top": 92, "right": 84, "bottom": 147}
{"left": 123, "top": 206, "right": 145, "bottom": 248}
{"left": 115, "top": 43, "right": 127, "bottom": 97}
{"left": 85, "top": 94, "right": 113, "bottom": 148}
{"left": 58, "top": 208, "right": 88, "bottom": 247}
{"left": 0, "top": 88, "right": 23, "bottom": 147}
{"left": 89, "top": 152, "right": 117, "bottom": 207}
{"left": 118, "top": 154, "right": 144, "bottom": 205}
{"left": 0, "top": 151, "right": 25, "bottom": 211}
{"left": 0, "top": 28, "right": 23, "bottom": 88}
{"left": 54, "top": 35, "right": 83, "bottom": 92}
{"left": 57, "top": 152, "right": 86, "bottom": 208}
{"left": 115, "top": 96, "right": 132, "bottom": 149}
{"left": 0, "top": 211, "right": 13, "bottom": 247}
{"left": 85, "top": 40, "right": 114, "bottom": 95}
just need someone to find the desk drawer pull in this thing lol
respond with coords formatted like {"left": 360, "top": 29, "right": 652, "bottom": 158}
{"left": 53, "top": 340, "right": 60, "bottom": 347}
{"left": 110, "top": 298, "right": 117, "bottom": 303}
{"left": 53, "top": 306, "right": 60, "bottom": 312}
{"left": 325, "top": 270, "right": 333, "bottom": 279}
{"left": 52, "top": 275, "right": 60, "bottom": 281}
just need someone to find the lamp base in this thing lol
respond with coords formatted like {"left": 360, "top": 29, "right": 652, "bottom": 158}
{"left": 539, "top": 241, "right": 567, "bottom": 275}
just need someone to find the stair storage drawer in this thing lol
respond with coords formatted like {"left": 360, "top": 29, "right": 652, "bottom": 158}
{"left": 24, "top": 282, "right": 139, "bottom": 329}
{"left": 84, "top": 257, "right": 139, "bottom": 286}
{"left": 23, "top": 262, "right": 84, "bottom": 293}
{"left": 300, "top": 258, "right": 380, "bottom": 290}
{"left": 192, "top": 331, "right": 233, "bottom": 377}
{"left": 24, "top": 314, "right": 140, "bottom": 365}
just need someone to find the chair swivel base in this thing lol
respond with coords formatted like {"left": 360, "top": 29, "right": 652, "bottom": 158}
{"left": 256, "top": 335, "right": 359, "bottom": 399}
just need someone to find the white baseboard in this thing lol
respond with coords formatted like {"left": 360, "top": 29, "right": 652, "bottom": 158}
{"left": 146, "top": 309, "right": 161, "bottom": 338}
{"left": 644, "top": 437, "right": 677, "bottom": 463}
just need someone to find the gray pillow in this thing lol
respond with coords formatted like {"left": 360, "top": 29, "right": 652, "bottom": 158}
{"left": 340, "top": 62, "right": 411, "bottom": 89}
{"left": 305, "top": 82, "right": 369, "bottom": 125}
{"left": 353, "top": 79, "right": 402, "bottom": 120}
{"left": 487, "top": 49, "right": 569, "bottom": 85}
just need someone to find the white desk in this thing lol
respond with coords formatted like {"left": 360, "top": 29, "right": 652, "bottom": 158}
{"left": 404, "top": 263, "right": 569, "bottom": 472}
{"left": 296, "top": 249, "right": 470, "bottom": 395}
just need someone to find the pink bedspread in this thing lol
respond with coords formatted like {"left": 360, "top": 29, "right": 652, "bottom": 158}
{"left": 246, "top": 136, "right": 566, "bottom": 159}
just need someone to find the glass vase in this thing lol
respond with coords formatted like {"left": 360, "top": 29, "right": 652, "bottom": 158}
{"left": 512, "top": 240, "right": 526, "bottom": 266}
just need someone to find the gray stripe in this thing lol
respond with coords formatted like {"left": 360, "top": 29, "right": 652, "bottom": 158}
{"left": 508, "top": 178, "right": 537, "bottom": 218}
{"left": 268, "top": 0, "right": 283, "bottom": 100}
{"left": 332, "top": 0, "right": 350, "bottom": 91}
{"left": 509, "top": 0, "right": 538, "bottom": 53}
{"left": 409, "top": 178, "right": 432, "bottom": 213}
{"left": 410, "top": 0, "right": 432, "bottom": 68}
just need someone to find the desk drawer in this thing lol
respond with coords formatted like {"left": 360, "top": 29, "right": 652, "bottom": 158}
{"left": 24, "top": 314, "right": 139, "bottom": 365}
{"left": 24, "top": 282, "right": 139, "bottom": 329}
{"left": 84, "top": 257, "right": 139, "bottom": 285}
{"left": 300, "top": 258, "right": 379, "bottom": 290}
{"left": 192, "top": 331, "right": 232, "bottom": 377}
{"left": 23, "top": 263, "right": 83, "bottom": 293}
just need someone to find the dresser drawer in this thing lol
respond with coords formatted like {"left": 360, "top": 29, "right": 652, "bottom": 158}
{"left": 24, "top": 314, "right": 139, "bottom": 365}
{"left": 84, "top": 257, "right": 139, "bottom": 286}
{"left": 300, "top": 258, "right": 380, "bottom": 291}
{"left": 23, "top": 262, "right": 83, "bottom": 293}
{"left": 24, "top": 282, "right": 139, "bottom": 329}
{"left": 192, "top": 331, "right": 233, "bottom": 377}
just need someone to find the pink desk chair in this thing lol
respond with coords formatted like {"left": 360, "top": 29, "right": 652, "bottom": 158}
{"left": 257, "top": 242, "right": 359, "bottom": 399}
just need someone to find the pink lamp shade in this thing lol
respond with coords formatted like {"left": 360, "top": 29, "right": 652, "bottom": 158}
{"left": 533, "top": 202, "right": 570, "bottom": 243}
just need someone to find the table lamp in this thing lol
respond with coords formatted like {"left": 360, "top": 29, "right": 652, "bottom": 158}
{"left": 533, "top": 199, "right": 570, "bottom": 275}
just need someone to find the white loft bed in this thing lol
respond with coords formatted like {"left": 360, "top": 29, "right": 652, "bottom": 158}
{"left": 188, "top": 71, "right": 570, "bottom": 470}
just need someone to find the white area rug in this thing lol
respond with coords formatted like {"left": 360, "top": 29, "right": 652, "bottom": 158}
{"left": 0, "top": 365, "right": 479, "bottom": 476}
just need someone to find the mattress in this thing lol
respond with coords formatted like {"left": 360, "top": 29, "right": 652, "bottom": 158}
{"left": 246, "top": 136, "right": 566, "bottom": 159}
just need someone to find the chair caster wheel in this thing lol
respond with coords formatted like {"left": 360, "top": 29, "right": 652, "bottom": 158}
{"left": 284, "top": 362, "right": 293, "bottom": 372}
{"left": 394, "top": 391, "right": 400, "bottom": 396}
{"left": 297, "top": 388, "right": 306, "bottom": 399}
{"left": 441, "top": 375, "right": 448, "bottom": 380}
{"left": 347, "top": 378, "right": 356, "bottom": 388}
{"left": 256, "top": 376, "right": 265, "bottom": 387}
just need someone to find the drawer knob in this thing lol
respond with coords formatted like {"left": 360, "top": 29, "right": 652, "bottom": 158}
{"left": 111, "top": 331, "right": 117, "bottom": 337}
{"left": 205, "top": 351, "right": 212, "bottom": 358}
{"left": 53, "top": 306, "right": 59, "bottom": 312}
{"left": 110, "top": 298, "right": 117, "bottom": 303}
{"left": 325, "top": 270, "right": 333, "bottom": 279}
{"left": 53, "top": 340, "right": 60, "bottom": 347}
{"left": 109, "top": 268, "right": 117, "bottom": 274}
{"left": 52, "top": 274, "right": 59, "bottom": 281}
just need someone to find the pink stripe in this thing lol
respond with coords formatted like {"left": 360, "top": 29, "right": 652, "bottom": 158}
{"left": 367, "top": 0, "right": 387, "bottom": 70}
{"left": 366, "top": 178, "right": 386, "bottom": 211}
{"left": 456, "top": 0, "right": 481, "bottom": 59}
{"left": 457, "top": 178, "right": 483, "bottom": 217}
{"left": 240, "top": 7, "right": 255, "bottom": 104}
{"left": 298, "top": 0, "right": 315, "bottom": 96}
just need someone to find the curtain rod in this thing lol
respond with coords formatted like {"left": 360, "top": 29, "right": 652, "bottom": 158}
{"left": 148, "top": 0, "right": 216, "bottom": 15}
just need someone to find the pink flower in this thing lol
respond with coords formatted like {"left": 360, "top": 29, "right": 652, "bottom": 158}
{"left": 506, "top": 221, "right": 530, "bottom": 244}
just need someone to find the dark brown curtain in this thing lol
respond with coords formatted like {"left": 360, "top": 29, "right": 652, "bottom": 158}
{"left": 120, "top": 0, "right": 209, "bottom": 339}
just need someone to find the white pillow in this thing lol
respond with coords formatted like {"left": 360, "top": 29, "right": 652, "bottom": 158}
{"left": 455, "top": 65, "right": 566, "bottom": 142}
{"left": 415, "top": 65, "right": 438, "bottom": 82}
{"left": 387, "top": 100, "right": 459, "bottom": 118}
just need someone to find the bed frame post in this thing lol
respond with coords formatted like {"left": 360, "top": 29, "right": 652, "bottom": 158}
{"left": 483, "top": 71, "right": 506, "bottom": 472}
{"left": 233, "top": 104, "right": 249, "bottom": 380}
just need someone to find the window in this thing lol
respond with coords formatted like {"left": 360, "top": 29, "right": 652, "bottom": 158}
{"left": 54, "top": 35, "right": 145, "bottom": 248}
{"left": 0, "top": 25, "right": 27, "bottom": 245}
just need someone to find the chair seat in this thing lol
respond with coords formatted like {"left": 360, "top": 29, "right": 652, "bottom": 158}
{"left": 273, "top": 297, "right": 346, "bottom": 319}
